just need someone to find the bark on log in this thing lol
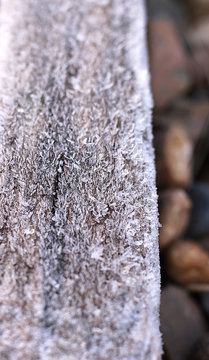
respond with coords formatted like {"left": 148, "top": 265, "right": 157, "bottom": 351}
{"left": 0, "top": 1, "right": 161, "bottom": 359}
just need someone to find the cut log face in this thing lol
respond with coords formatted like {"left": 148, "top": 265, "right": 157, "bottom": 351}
{"left": 154, "top": 123, "right": 193, "bottom": 188}
{"left": 148, "top": 18, "right": 192, "bottom": 109}
{"left": 154, "top": 101, "right": 209, "bottom": 176}
{"left": 159, "top": 189, "right": 192, "bottom": 249}
{"left": 165, "top": 240, "right": 209, "bottom": 286}
{"left": 0, "top": 1, "right": 161, "bottom": 359}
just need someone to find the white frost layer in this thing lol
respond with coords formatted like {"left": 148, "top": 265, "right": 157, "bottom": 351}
{"left": 0, "top": 0, "right": 161, "bottom": 359}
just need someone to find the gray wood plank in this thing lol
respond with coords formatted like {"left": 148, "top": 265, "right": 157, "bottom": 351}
{"left": 0, "top": 1, "right": 161, "bottom": 359}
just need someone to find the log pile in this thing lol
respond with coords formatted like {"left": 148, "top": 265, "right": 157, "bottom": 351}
{"left": 0, "top": 1, "right": 161, "bottom": 359}
{"left": 148, "top": 0, "right": 209, "bottom": 359}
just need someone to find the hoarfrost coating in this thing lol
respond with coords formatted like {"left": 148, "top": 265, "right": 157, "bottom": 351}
{"left": 0, "top": 0, "right": 161, "bottom": 359}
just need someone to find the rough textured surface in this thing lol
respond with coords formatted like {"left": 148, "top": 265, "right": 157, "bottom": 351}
{"left": 0, "top": 1, "right": 161, "bottom": 359}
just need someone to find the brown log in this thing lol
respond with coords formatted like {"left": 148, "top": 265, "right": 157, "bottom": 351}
{"left": 161, "top": 285, "right": 207, "bottom": 360}
{"left": 185, "top": 17, "right": 209, "bottom": 90}
{"left": 154, "top": 100, "right": 209, "bottom": 144}
{"left": 165, "top": 240, "right": 209, "bottom": 285}
{"left": 159, "top": 189, "right": 192, "bottom": 249}
{"left": 154, "top": 122, "right": 193, "bottom": 188}
{"left": 154, "top": 100, "right": 209, "bottom": 175}
{"left": 148, "top": 18, "right": 192, "bottom": 109}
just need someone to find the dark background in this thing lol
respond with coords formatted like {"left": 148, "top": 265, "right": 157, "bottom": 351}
{"left": 147, "top": 1, "right": 209, "bottom": 359}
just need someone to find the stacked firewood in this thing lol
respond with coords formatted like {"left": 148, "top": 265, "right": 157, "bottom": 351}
{"left": 148, "top": 0, "right": 209, "bottom": 359}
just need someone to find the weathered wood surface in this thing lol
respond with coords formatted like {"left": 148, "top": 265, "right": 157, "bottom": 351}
{"left": 0, "top": 1, "right": 161, "bottom": 359}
